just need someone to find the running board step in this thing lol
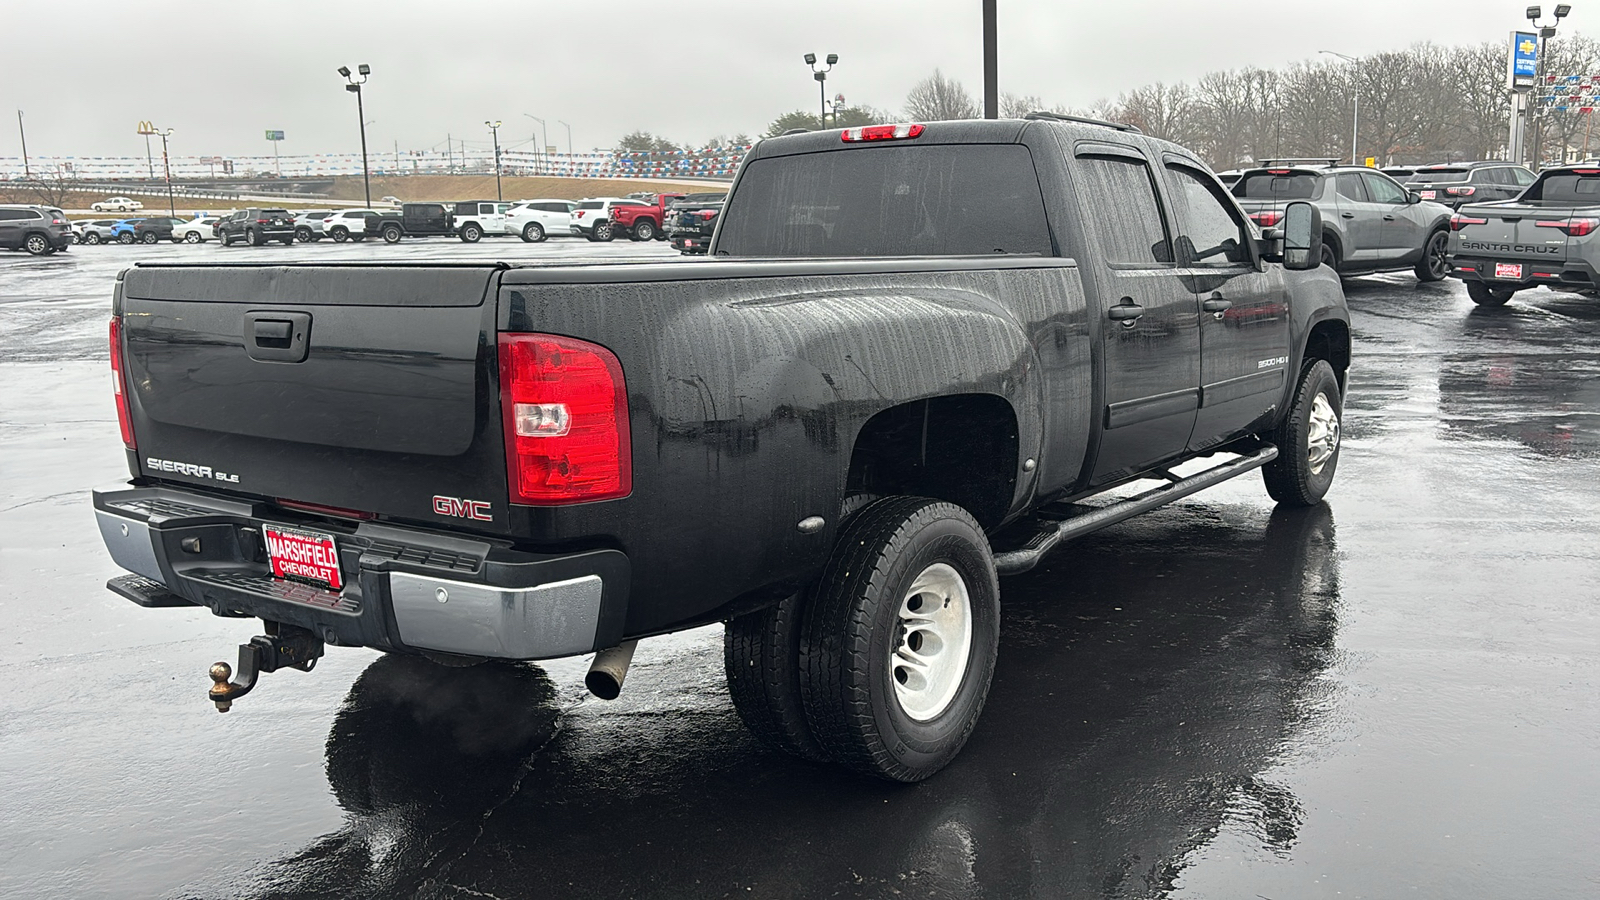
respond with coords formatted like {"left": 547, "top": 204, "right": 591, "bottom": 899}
{"left": 107, "top": 574, "right": 192, "bottom": 608}
{"left": 993, "top": 445, "right": 1279, "bottom": 576}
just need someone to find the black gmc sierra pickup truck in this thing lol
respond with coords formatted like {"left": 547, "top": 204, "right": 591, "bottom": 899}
{"left": 94, "top": 116, "right": 1349, "bottom": 781}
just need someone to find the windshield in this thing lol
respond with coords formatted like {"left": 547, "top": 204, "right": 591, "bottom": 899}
{"left": 1234, "top": 173, "right": 1318, "bottom": 200}
{"left": 1409, "top": 168, "right": 1469, "bottom": 183}
{"left": 715, "top": 144, "right": 1052, "bottom": 257}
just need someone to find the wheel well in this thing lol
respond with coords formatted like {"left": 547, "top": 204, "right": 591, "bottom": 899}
{"left": 1320, "top": 228, "right": 1342, "bottom": 264}
{"left": 1304, "top": 320, "right": 1351, "bottom": 391}
{"left": 844, "top": 394, "right": 1018, "bottom": 530}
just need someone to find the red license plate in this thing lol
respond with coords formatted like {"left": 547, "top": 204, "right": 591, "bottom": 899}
{"left": 264, "top": 525, "right": 343, "bottom": 590}
{"left": 1420, "top": 190, "right": 1437, "bottom": 199}
{"left": 1494, "top": 262, "right": 1524, "bottom": 280}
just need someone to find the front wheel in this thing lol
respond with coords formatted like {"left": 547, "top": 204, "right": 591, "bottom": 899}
{"left": 520, "top": 222, "right": 545, "bottom": 243}
{"left": 1262, "top": 360, "right": 1343, "bottom": 507}
{"left": 1466, "top": 281, "right": 1516, "bottom": 307}
{"left": 799, "top": 497, "right": 999, "bottom": 782}
{"left": 1415, "top": 228, "right": 1449, "bottom": 282}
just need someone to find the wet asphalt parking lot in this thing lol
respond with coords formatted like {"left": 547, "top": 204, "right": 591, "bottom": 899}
{"left": 1, "top": 237, "right": 1597, "bottom": 899}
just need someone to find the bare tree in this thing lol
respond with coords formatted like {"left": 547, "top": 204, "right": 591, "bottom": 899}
{"left": 905, "top": 70, "right": 980, "bottom": 121}
{"left": 24, "top": 165, "right": 81, "bottom": 209}
{"left": 1000, "top": 92, "right": 1045, "bottom": 119}
{"left": 1446, "top": 42, "right": 1513, "bottom": 160}
{"left": 1116, "top": 81, "right": 1196, "bottom": 144}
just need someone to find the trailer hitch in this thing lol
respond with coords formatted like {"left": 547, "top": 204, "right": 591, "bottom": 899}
{"left": 207, "top": 623, "right": 325, "bottom": 712}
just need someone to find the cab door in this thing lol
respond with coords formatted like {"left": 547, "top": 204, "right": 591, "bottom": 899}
{"left": 1162, "top": 160, "right": 1292, "bottom": 451}
{"left": 1072, "top": 146, "right": 1202, "bottom": 484}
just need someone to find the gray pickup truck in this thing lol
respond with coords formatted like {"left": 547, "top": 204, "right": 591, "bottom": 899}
{"left": 1448, "top": 164, "right": 1600, "bottom": 306}
{"left": 94, "top": 116, "right": 1349, "bottom": 782}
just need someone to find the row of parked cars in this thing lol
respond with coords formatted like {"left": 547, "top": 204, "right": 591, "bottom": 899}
{"left": 52, "top": 191, "right": 730, "bottom": 254}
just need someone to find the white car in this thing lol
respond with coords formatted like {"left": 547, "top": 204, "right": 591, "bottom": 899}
{"left": 322, "top": 209, "right": 377, "bottom": 242}
{"left": 451, "top": 200, "right": 514, "bottom": 242}
{"left": 173, "top": 217, "right": 221, "bottom": 244}
{"left": 293, "top": 210, "right": 333, "bottom": 242}
{"left": 505, "top": 199, "right": 576, "bottom": 243}
{"left": 570, "top": 198, "right": 646, "bottom": 242}
{"left": 92, "top": 196, "right": 144, "bottom": 213}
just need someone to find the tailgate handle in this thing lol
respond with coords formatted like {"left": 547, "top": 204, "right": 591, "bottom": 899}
{"left": 244, "top": 311, "right": 311, "bottom": 363}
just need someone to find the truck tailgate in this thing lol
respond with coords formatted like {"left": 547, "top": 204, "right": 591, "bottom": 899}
{"left": 118, "top": 264, "right": 511, "bottom": 529}
{"left": 1453, "top": 201, "right": 1572, "bottom": 263}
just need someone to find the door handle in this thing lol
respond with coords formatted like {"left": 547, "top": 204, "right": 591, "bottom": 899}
{"left": 1383, "top": 215, "right": 1396, "bottom": 221}
{"left": 1340, "top": 212, "right": 1355, "bottom": 219}
{"left": 1107, "top": 300, "right": 1145, "bottom": 322}
{"left": 1202, "top": 296, "right": 1232, "bottom": 313}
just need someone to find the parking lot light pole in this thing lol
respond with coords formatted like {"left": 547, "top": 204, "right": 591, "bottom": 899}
{"left": 16, "top": 110, "right": 28, "bottom": 179}
{"left": 487, "top": 120, "right": 503, "bottom": 201}
{"left": 154, "top": 127, "right": 175, "bottom": 217}
{"left": 338, "top": 64, "right": 372, "bottom": 206}
{"left": 524, "top": 113, "right": 546, "bottom": 175}
{"left": 805, "top": 53, "right": 838, "bottom": 126}
{"left": 559, "top": 120, "right": 572, "bottom": 159}
{"left": 1527, "top": 5, "right": 1573, "bottom": 168}
{"left": 1320, "top": 50, "right": 1360, "bottom": 164}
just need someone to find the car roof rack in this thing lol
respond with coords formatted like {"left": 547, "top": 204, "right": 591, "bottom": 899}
{"left": 1024, "top": 111, "right": 1142, "bottom": 134}
{"left": 779, "top": 128, "right": 810, "bottom": 136}
{"left": 1255, "top": 158, "right": 1341, "bottom": 168}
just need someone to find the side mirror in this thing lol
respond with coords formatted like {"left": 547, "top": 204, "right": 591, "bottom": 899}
{"left": 1407, "top": 190, "right": 1422, "bottom": 204}
{"left": 1282, "top": 201, "right": 1323, "bottom": 271}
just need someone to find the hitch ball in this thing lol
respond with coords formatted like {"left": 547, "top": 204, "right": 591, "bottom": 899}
{"left": 208, "top": 662, "right": 235, "bottom": 713}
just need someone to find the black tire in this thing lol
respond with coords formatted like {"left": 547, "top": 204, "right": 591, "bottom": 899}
{"left": 247, "top": 228, "right": 264, "bottom": 246}
{"left": 632, "top": 220, "right": 656, "bottom": 241}
{"left": 118, "top": 232, "right": 136, "bottom": 245}
{"left": 295, "top": 227, "right": 313, "bottom": 243}
{"left": 593, "top": 221, "right": 614, "bottom": 242}
{"left": 725, "top": 593, "right": 829, "bottom": 762}
{"left": 84, "top": 232, "right": 102, "bottom": 245}
{"left": 23, "top": 233, "right": 52, "bottom": 256}
{"left": 382, "top": 224, "right": 403, "bottom": 244}
{"left": 1262, "top": 360, "right": 1343, "bottom": 507}
{"left": 1415, "top": 228, "right": 1449, "bottom": 282}
{"left": 799, "top": 496, "right": 1000, "bottom": 782}
{"left": 520, "top": 222, "right": 545, "bottom": 243}
{"left": 1319, "top": 240, "right": 1338, "bottom": 272}
{"left": 460, "top": 223, "right": 482, "bottom": 243}
{"left": 219, "top": 231, "right": 233, "bottom": 247}
{"left": 183, "top": 231, "right": 202, "bottom": 244}
{"left": 1466, "top": 280, "right": 1516, "bottom": 307}
{"left": 141, "top": 231, "right": 159, "bottom": 244}
{"left": 330, "top": 226, "right": 350, "bottom": 243}
{"left": 279, "top": 235, "right": 294, "bottom": 246}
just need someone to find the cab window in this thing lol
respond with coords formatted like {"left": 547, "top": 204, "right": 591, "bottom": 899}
{"left": 1166, "top": 164, "right": 1251, "bottom": 266}
{"left": 1361, "top": 173, "right": 1408, "bottom": 204}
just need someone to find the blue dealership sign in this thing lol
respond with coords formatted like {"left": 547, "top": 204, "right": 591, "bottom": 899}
{"left": 1510, "top": 31, "right": 1539, "bottom": 90}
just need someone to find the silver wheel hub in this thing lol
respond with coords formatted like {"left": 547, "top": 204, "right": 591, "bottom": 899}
{"left": 1307, "top": 392, "right": 1340, "bottom": 475}
{"left": 890, "top": 562, "right": 973, "bottom": 722}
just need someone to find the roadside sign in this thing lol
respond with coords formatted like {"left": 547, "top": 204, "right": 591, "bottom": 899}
{"left": 1365, "top": 157, "right": 1377, "bottom": 168}
{"left": 1510, "top": 31, "right": 1539, "bottom": 91}
{"left": 547, "top": 145, "right": 559, "bottom": 154}
{"left": 265, "top": 130, "right": 285, "bottom": 141}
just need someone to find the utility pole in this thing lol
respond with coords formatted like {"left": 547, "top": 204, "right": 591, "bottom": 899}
{"left": 486, "top": 120, "right": 503, "bottom": 201}
{"left": 17, "top": 110, "right": 29, "bottom": 179}
{"left": 983, "top": 0, "right": 998, "bottom": 119}
{"left": 1320, "top": 50, "right": 1361, "bottom": 164}
{"left": 338, "top": 64, "right": 373, "bottom": 206}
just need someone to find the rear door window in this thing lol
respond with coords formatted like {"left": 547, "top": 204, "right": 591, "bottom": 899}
{"left": 715, "top": 144, "right": 1052, "bottom": 257}
{"left": 1074, "top": 155, "right": 1172, "bottom": 265}
{"left": 1361, "top": 174, "right": 1408, "bottom": 204}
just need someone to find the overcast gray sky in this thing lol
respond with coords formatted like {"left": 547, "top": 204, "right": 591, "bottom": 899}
{"left": 3, "top": 0, "right": 1580, "bottom": 159}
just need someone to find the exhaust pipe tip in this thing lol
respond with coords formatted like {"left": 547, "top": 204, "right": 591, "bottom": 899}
{"left": 585, "top": 640, "right": 638, "bottom": 700}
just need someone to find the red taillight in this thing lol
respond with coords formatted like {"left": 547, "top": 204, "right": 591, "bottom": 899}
{"left": 1573, "top": 168, "right": 1600, "bottom": 174}
{"left": 498, "top": 333, "right": 631, "bottom": 505}
{"left": 1535, "top": 217, "right": 1600, "bottom": 236}
{"left": 1449, "top": 214, "right": 1487, "bottom": 231}
{"left": 841, "top": 123, "right": 926, "bottom": 142}
{"left": 698, "top": 209, "right": 718, "bottom": 220}
{"left": 1266, "top": 168, "right": 1291, "bottom": 175}
{"left": 1251, "top": 210, "right": 1283, "bottom": 227}
{"left": 109, "top": 317, "right": 135, "bottom": 450}
{"left": 1445, "top": 186, "right": 1477, "bottom": 196}
{"left": 257, "top": 218, "right": 270, "bottom": 224}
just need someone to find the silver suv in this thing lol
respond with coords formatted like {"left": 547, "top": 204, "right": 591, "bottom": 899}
{"left": 1231, "top": 164, "right": 1454, "bottom": 281}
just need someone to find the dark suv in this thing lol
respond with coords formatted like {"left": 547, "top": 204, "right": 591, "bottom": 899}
{"left": 216, "top": 208, "right": 296, "bottom": 246}
{"left": 132, "top": 216, "right": 188, "bottom": 244}
{"left": 0, "top": 205, "right": 73, "bottom": 255}
{"left": 1404, "top": 162, "right": 1536, "bottom": 208}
